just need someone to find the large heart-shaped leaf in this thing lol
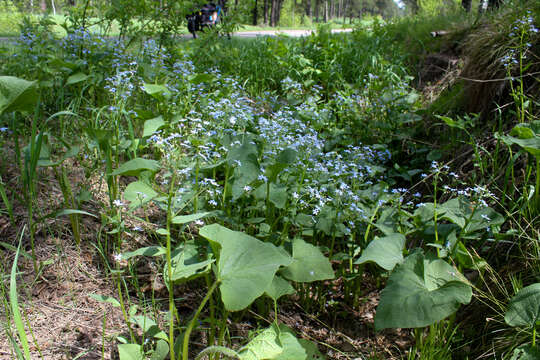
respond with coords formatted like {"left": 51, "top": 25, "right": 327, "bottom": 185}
{"left": 143, "top": 116, "right": 165, "bottom": 138}
{"left": 238, "top": 324, "right": 283, "bottom": 360}
{"left": 199, "top": 224, "right": 292, "bottom": 311}
{"left": 497, "top": 122, "right": 540, "bottom": 159}
{"left": 118, "top": 344, "right": 143, "bottom": 360}
{"left": 164, "top": 242, "right": 214, "bottom": 284}
{"left": 111, "top": 158, "right": 160, "bottom": 176}
{"left": 130, "top": 315, "right": 167, "bottom": 341}
{"left": 355, "top": 233, "right": 406, "bottom": 271}
{"left": 124, "top": 181, "right": 158, "bottom": 209}
{"left": 265, "top": 275, "right": 296, "bottom": 301}
{"left": 510, "top": 344, "right": 540, "bottom": 360}
{"left": 374, "top": 250, "right": 472, "bottom": 330}
{"left": 121, "top": 246, "right": 166, "bottom": 261}
{"left": 0, "top": 76, "right": 38, "bottom": 115}
{"left": 171, "top": 212, "right": 213, "bottom": 225}
{"left": 505, "top": 283, "right": 540, "bottom": 328}
{"left": 280, "top": 238, "right": 334, "bottom": 283}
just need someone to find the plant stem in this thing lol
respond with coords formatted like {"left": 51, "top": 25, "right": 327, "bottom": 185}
{"left": 182, "top": 280, "right": 220, "bottom": 360}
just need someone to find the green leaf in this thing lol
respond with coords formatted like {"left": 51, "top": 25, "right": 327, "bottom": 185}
{"left": 510, "top": 344, "right": 540, "bottom": 360}
{"left": 143, "top": 83, "right": 171, "bottom": 100}
{"left": 269, "top": 183, "right": 288, "bottom": 209}
{"left": 88, "top": 294, "right": 121, "bottom": 307}
{"left": 143, "top": 116, "right": 165, "bottom": 138}
{"left": 130, "top": 315, "right": 167, "bottom": 341}
{"left": 121, "top": 246, "right": 166, "bottom": 260}
{"left": 355, "top": 233, "right": 406, "bottom": 271}
{"left": 165, "top": 244, "right": 214, "bottom": 284}
{"left": 275, "top": 324, "right": 307, "bottom": 360}
{"left": 276, "top": 148, "right": 297, "bottom": 164}
{"left": 124, "top": 181, "right": 158, "bottom": 209}
{"left": 265, "top": 275, "right": 296, "bottom": 301}
{"left": 298, "top": 339, "right": 325, "bottom": 359}
{"left": 0, "top": 76, "right": 38, "bottom": 115}
{"left": 195, "top": 346, "right": 240, "bottom": 360}
{"left": 189, "top": 73, "right": 216, "bottom": 84}
{"left": 281, "top": 238, "right": 334, "bottom": 283}
{"left": 111, "top": 158, "right": 160, "bottom": 176}
{"left": 66, "top": 72, "right": 89, "bottom": 85}
{"left": 171, "top": 212, "right": 213, "bottom": 225}
{"left": 238, "top": 324, "right": 283, "bottom": 360}
{"left": 374, "top": 250, "right": 472, "bottom": 330}
{"left": 199, "top": 224, "right": 292, "bottom": 311}
{"left": 150, "top": 340, "right": 169, "bottom": 360}
{"left": 505, "top": 283, "right": 540, "bottom": 328}
{"left": 118, "top": 344, "right": 143, "bottom": 360}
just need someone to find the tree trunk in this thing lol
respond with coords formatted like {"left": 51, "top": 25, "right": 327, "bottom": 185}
{"left": 305, "top": 0, "right": 311, "bottom": 17}
{"left": 461, "top": 0, "right": 471, "bottom": 11}
{"left": 264, "top": 0, "right": 269, "bottom": 24}
{"left": 315, "top": 0, "right": 320, "bottom": 21}
{"left": 40, "top": 0, "right": 46, "bottom": 12}
{"left": 253, "top": 0, "right": 258, "bottom": 25}
{"left": 487, "top": 0, "right": 502, "bottom": 10}
{"left": 50, "top": 0, "right": 56, "bottom": 15}
{"left": 323, "top": 0, "right": 328, "bottom": 22}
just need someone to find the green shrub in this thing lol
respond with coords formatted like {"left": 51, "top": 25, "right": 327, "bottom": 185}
{"left": 0, "top": 0, "right": 23, "bottom": 36}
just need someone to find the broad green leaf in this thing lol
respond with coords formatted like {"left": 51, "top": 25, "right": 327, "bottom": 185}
{"left": 130, "top": 315, "right": 167, "bottom": 341}
{"left": 355, "top": 233, "right": 406, "bottom": 271}
{"left": 298, "top": 339, "right": 325, "bottom": 359}
{"left": 275, "top": 324, "right": 307, "bottom": 360}
{"left": 88, "top": 294, "right": 121, "bottom": 307}
{"left": 465, "top": 207, "right": 505, "bottom": 233}
{"left": 505, "top": 283, "right": 540, "bottom": 328}
{"left": 66, "top": 72, "right": 89, "bottom": 85}
{"left": 143, "top": 116, "right": 165, "bottom": 138}
{"left": 124, "top": 181, "right": 158, "bottom": 209}
{"left": 497, "top": 124, "right": 540, "bottom": 159}
{"left": 165, "top": 246, "right": 214, "bottom": 283}
{"left": 280, "top": 238, "right": 334, "bottom": 283}
{"left": 171, "top": 212, "right": 212, "bottom": 225}
{"left": 0, "top": 76, "right": 38, "bottom": 115}
{"left": 238, "top": 324, "right": 283, "bottom": 360}
{"left": 374, "top": 250, "right": 472, "bottom": 330}
{"left": 510, "top": 345, "right": 540, "bottom": 360}
{"left": 276, "top": 148, "right": 297, "bottom": 164}
{"left": 189, "top": 73, "right": 216, "bottom": 84}
{"left": 118, "top": 343, "right": 143, "bottom": 360}
{"left": 156, "top": 228, "right": 169, "bottom": 236}
{"left": 143, "top": 83, "right": 171, "bottom": 99}
{"left": 269, "top": 183, "right": 288, "bottom": 209}
{"left": 438, "top": 198, "right": 470, "bottom": 229}
{"left": 121, "top": 246, "right": 166, "bottom": 260}
{"left": 265, "top": 275, "right": 296, "bottom": 301}
{"left": 111, "top": 158, "right": 160, "bottom": 176}
{"left": 195, "top": 346, "right": 240, "bottom": 360}
{"left": 199, "top": 224, "right": 292, "bottom": 311}
{"left": 150, "top": 340, "right": 169, "bottom": 360}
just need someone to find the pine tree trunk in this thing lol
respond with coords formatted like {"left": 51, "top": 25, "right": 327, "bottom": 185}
{"left": 253, "top": 0, "right": 258, "bottom": 25}
{"left": 305, "top": 0, "right": 311, "bottom": 17}
{"left": 264, "top": 0, "right": 269, "bottom": 24}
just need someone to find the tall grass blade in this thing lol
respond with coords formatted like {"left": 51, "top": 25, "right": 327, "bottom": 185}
{"left": 10, "top": 226, "right": 32, "bottom": 360}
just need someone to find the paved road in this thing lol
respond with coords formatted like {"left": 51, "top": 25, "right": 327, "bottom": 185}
{"left": 233, "top": 28, "right": 353, "bottom": 37}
